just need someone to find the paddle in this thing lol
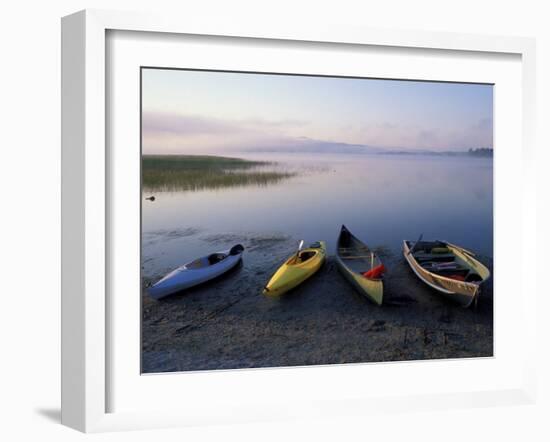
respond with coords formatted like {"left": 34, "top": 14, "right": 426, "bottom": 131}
{"left": 295, "top": 239, "right": 304, "bottom": 255}
{"left": 407, "top": 233, "right": 423, "bottom": 255}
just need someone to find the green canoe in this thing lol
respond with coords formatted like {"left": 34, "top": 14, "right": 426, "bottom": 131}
{"left": 335, "top": 225, "right": 384, "bottom": 305}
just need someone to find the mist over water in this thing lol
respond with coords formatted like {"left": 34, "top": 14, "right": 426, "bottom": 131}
{"left": 141, "top": 153, "right": 492, "bottom": 275}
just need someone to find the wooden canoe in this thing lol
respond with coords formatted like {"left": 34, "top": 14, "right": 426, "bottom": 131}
{"left": 335, "top": 225, "right": 384, "bottom": 305}
{"left": 403, "top": 239, "right": 490, "bottom": 307}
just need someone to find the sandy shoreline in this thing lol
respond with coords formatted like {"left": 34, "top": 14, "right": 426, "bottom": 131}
{"left": 141, "top": 230, "right": 493, "bottom": 373}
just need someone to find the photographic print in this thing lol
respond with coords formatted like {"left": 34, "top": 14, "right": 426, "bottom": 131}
{"left": 141, "top": 68, "right": 493, "bottom": 373}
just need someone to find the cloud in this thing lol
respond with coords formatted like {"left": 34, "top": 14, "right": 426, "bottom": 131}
{"left": 142, "top": 112, "right": 241, "bottom": 136}
{"left": 142, "top": 111, "right": 493, "bottom": 154}
{"left": 244, "top": 118, "right": 307, "bottom": 129}
{"left": 142, "top": 112, "right": 313, "bottom": 154}
{"left": 142, "top": 112, "right": 300, "bottom": 154}
{"left": 142, "top": 112, "right": 307, "bottom": 137}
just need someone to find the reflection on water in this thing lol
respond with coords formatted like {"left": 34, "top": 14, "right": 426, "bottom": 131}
{"left": 141, "top": 153, "right": 493, "bottom": 275}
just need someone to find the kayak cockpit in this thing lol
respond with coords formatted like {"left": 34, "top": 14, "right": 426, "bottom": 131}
{"left": 285, "top": 250, "right": 316, "bottom": 265}
{"left": 285, "top": 242, "right": 324, "bottom": 266}
{"left": 185, "top": 257, "right": 211, "bottom": 269}
{"left": 297, "top": 250, "right": 316, "bottom": 262}
{"left": 207, "top": 253, "right": 227, "bottom": 265}
{"left": 185, "top": 244, "right": 245, "bottom": 270}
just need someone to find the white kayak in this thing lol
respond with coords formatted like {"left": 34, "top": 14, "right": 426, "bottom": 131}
{"left": 148, "top": 244, "right": 244, "bottom": 299}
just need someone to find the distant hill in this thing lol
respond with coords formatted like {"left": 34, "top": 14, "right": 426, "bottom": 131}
{"left": 245, "top": 138, "right": 493, "bottom": 157}
{"left": 466, "top": 148, "right": 493, "bottom": 157}
{"left": 378, "top": 147, "right": 493, "bottom": 157}
{"left": 245, "top": 138, "right": 387, "bottom": 155}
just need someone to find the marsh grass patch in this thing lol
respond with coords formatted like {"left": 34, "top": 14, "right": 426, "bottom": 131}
{"left": 142, "top": 155, "right": 296, "bottom": 191}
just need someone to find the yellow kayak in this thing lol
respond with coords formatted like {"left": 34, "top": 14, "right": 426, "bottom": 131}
{"left": 263, "top": 241, "right": 326, "bottom": 296}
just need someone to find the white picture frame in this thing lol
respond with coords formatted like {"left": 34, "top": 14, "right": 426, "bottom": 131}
{"left": 61, "top": 9, "right": 537, "bottom": 433}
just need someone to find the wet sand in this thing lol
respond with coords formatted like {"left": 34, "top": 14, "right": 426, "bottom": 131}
{"left": 141, "top": 231, "right": 493, "bottom": 373}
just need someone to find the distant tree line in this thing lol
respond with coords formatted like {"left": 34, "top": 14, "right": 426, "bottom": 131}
{"left": 468, "top": 147, "right": 493, "bottom": 157}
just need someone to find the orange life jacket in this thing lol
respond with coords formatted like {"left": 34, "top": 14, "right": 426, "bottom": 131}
{"left": 362, "top": 264, "right": 385, "bottom": 279}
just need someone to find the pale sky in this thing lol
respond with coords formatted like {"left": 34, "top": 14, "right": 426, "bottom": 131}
{"left": 142, "top": 68, "right": 493, "bottom": 155}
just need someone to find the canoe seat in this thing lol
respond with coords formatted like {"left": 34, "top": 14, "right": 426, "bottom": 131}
{"left": 434, "top": 268, "right": 470, "bottom": 277}
{"left": 420, "top": 260, "right": 469, "bottom": 275}
{"left": 414, "top": 253, "right": 455, "bottom": 262}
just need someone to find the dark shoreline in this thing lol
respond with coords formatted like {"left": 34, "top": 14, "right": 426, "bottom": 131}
{"left": 141, "top": 232, "right": 493, "bottom": 374}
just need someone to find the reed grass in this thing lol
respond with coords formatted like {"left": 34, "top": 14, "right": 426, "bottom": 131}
{"left": 142, "top": 155, "right": 295, "bottom": 191}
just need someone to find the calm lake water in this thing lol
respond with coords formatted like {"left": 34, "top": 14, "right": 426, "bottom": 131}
{"left": 141, "top": 153, "right": 493, "bottom": 277}
{"left": 141, "top": 152, "right": 494, "bottom": 372}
